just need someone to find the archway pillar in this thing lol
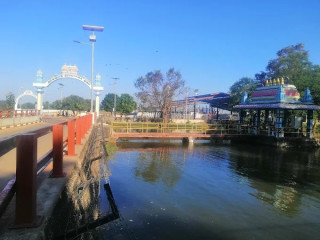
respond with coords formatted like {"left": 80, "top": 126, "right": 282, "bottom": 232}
{"left": 95, "top": 94, "right": 100, "bottom": 117}
{"left": 36, "top": 89, "right": 43, "bottom": 112}
{"left": 93, "top": 84, "right": 103, "bottom": 119}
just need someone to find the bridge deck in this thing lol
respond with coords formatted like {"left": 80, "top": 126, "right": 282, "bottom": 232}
{"left": 113, "top": 132, "right": 212, "bottom": 140}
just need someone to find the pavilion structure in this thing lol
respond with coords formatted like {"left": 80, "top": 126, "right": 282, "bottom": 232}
{"left": 233, "top": 78, "right": 320, "bottom": 138}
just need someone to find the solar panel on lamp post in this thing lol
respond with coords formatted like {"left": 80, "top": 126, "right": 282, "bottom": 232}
{"left": 74, "top": 25, "right": 104, "bottom": 114}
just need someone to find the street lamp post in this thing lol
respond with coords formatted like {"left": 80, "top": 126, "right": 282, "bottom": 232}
{"left": 75, "top": 25, "right": 104, "bottom": 114}
{"left": 194, "top": 89, "right": 198, "bottom": 119}
{"left": 58, "top": 83, "right": 64, "bottom": 105}
{"left": 112, "top": 77, "right": 119, "bottom": 118}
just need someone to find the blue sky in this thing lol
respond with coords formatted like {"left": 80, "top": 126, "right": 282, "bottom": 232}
{"left": 1, "top": 0, "right": 320, "bottom": 103}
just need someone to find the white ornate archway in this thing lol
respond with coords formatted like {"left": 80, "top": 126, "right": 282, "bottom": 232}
{"left": 14, "top": 90, "right": 37, "bottom": 110}
{"left": 32, "top": 65, "right": 104, "bottom": 115}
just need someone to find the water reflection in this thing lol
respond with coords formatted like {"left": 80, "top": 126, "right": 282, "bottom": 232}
{"left": 134, "top": 148, "right": 183, "bottom": 188}
{"left": 72, "top": 140, "right": 320, "bottom": 240}
{"left": 117, "top": 141, "right": 185, "bottom": 188}
{"left": 116, "top": 141, "right": 320, "bottom": 217}
{"left": 228, "top": 144, "right": 320, "bottom": 215}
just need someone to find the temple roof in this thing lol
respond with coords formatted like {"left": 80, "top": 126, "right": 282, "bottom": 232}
{"left": 234, "top": 103, "right": 320, "bottom": 110}
{"left": 233, "top": 79, "right": 319, "bottom": 110}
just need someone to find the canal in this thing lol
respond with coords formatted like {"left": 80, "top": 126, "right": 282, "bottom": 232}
{"left": 49, "top": 140, "right": 320, "bottom": 240}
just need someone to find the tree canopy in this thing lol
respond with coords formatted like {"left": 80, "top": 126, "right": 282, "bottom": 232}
{"left": 101, "top": 93, "right": 137, "bottom": 116}
{"left": 5, "top": 92, "right": 15, "bottom": 110}
{"left": 101, "top": 93, "right": 119, "bottom": 113}
{"left": 21, "top": 102, "right": 36, "bottom": 109}
{"left": 118, "top": 94, "right": 137, "bottom": 115}
{"left": 255, "top": 43, "right": 320, "bottom": 104}
{"left": 51, "top": 95, "right": 90, "bottom": 114}
{"left": 229, "top": 77, "right": 257, "bottom": 107}
{"left": 230, "top": 44, "right": 320, "bottom": 106}
{"left": 135, "top": 68, "right": 185, "bottom": 122}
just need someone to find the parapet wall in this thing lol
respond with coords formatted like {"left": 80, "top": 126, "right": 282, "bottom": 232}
{"left": 0, "top": 116, "right": 41, "bottom": 129}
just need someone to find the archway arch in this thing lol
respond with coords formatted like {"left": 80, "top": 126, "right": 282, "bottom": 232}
{"left": 15, "top": 90, "right": 37, "bottom": 110}
{"left": 32, "top": 65, "right": 104, "bottom": 115}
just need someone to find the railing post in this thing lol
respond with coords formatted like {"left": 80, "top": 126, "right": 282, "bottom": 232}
{"left": 76, "top": 118, "right": 82, "bottom": 145}
{"left": 88, "top": 114, "right": 91, "bottom": 130}
{"left": 51, "top": 124, "right": 65, "bottom": 178}
{"left": 84, "top": 116, "right": 87, "bottom": 136}
{"left": 84, "top": 115, "right": 88, "bottom": 133}
{"left": 67, "top": 120, "right": 76, "bottom": 156}
{"left": 82, "top": 116, "right": 85, "bottom": 135}
{"left": 79, "top": 117, "right": 84, "bottom": 139}
{"left": 15, "top": 134, "right": 41, "bottom": 227}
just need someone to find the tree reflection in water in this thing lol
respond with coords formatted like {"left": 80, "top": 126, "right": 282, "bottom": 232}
{"left": 134, "top": 148, "right": 183, "bottom": 188}
{"left": 228, "top": 144, "right": 320, "bottom": 216}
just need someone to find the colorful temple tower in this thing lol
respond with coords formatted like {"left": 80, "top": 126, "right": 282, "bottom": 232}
{"left": 233, "top": 78, "right": 320, "bottom": 138}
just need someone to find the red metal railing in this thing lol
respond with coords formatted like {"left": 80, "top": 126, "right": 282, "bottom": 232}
{"left": 0, "top": 109, "right": 40, "bottom": 119}
{"left": 0, "top": 114, "right": 93, "bottom": 227}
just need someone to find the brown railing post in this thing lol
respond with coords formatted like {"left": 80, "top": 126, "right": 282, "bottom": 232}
{"left": 67, "top": 120, "right": 76, "bottom": 156}
{"left": 51, "top": 124, "right": 65, "bottom": 177}
{"left": 15, "top": 134, "right": 41, "bottom": 227}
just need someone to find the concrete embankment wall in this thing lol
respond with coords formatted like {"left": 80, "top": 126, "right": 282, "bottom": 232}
{"left": 0, "top": 116, "right": 40, "bottom": 129}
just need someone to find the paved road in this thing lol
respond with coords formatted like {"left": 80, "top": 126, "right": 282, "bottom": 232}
{"left": 0, "top": 117, "right": 72, "bottom": 192}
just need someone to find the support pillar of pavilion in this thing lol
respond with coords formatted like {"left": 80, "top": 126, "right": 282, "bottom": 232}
{"left": 307, "top": 110, "right": 313, "bottom": 138}
{"left": 254, "top": 110, "right": 261, "bottom": 135}
{"left": 275, "top": 109, "right": 284, "bottom": 138}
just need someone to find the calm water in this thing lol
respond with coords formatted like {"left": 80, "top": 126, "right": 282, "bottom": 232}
{"left": 93, "top": 141, "right": 320, "bottom": 240}
{"left": 51, "top": 141, "right": 320, "bottom": 240}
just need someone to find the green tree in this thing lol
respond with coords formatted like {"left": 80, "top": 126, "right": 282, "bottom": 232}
{"left": 118, "top": 94, "right": 137, "bottom": 115}
{"left": 101, "top": 93, "right": 119, "bottom": 113}
{"left": 5, "top": 92, "right": 15, "bottom": 110}
{"left": 135, "top": 68, "right": 185, "bottom": 122}
{"left": 229, "top": 77, "right": 257, "bottom": 107}
{"left": 51, "top": 95, "right": 90, "bottom": 114}
{"left": 50, "top": 100, "right": 62, "bottom": 110}
{"left": 0, "top": 100, "right": 6, "bottom": 109}
{"left": 43, "top": 101, "right": 50, "bottom": 109}
{"left": 21, "top": 102, "right": 36, "bottom": 109}
{"left": 255, "top": 43, "right": 320, "bottom": 104}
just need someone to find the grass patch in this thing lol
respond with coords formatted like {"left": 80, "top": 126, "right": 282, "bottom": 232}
{"left": 105, "top": 142, "right": 118, "bottom": 157}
